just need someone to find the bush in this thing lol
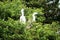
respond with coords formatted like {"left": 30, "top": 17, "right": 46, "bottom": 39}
{"left": 0, "top": 0, "right": 60, "bottom": 40}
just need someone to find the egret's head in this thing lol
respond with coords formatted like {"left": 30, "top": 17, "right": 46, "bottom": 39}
{"left": 33, "top": 12, "right": 38, "bottom": 16}
{"left": 21, "top": 9, "right": 24, "bottom": 13}
{"left": 21, "top": 9, "right": 24, "bottom": 15}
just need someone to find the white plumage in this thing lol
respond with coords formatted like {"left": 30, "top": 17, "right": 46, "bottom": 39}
{"left": 58, "top": 0, "right": 60, "bottom": 8}
{"left": 26, "top": 12, "right": 38, "bottom": 29}
{"left": 56, "top": 31, "right": 60, "bottom": 34}
{"left": 32, "top": 12, "right": 38, "bottom": 22}
{"left": 46, "top": 0, "right": 56, "bottom": 4}
{"left": 46, "top": 1, "right": 54, "bottom": 4}
{"left": 20, "top": 9, "right": 26, "bottom": 24}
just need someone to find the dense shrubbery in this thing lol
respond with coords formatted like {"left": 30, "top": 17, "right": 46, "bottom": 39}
{"left": 0, "top": 0, "right": 60, "bottom": 40}
{"left": 0, "top": 19, "right": 59, "bottom": 40}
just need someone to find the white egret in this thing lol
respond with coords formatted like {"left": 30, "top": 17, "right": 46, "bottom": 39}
{"left": 26, "top": 12, "right": 38, "bottom": 29}
{"left": 58, "top": 0, "right": 60, "bottom": 8}
{"left": 46, "top": 0, "right": 55, "bottom": 4}
{"left": 20, "top": 9, "right": 26, "bottom": 24}
{"left": 56, "top": 31, "right": 60, "bottom": 34}
{"left": 32, "top": 12, "right": 38, "bottom": 22}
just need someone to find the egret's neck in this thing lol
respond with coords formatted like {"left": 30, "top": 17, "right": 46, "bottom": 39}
{"left": 33, "top": 15, "right": 35, "bottom": 19}
{"left": 32, "top": 14, "right": 35, "bottom": 16}
{"left": 21, "top": 12, "right": 24, "bottom": 16}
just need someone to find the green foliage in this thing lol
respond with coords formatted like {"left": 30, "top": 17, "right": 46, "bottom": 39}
{"left": 23, "top": 0, "right": 46, "bottom": 8}
{"left": 0, "top": 0, "right": 25, "bottom": 20}
{"left": 0, "top": 19, "right": 59, "bottom": 40}
{"left": 0, "top": 0, "right": 60, "bottom": 40}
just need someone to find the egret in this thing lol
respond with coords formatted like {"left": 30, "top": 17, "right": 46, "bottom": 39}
{"left": 20, "top": 9, "right": 26, "bottom": 24}
{"left": 32, "top": 12, "right": 38, "bottom": 22}
{"left": 56, "top": 29, "right": 60, "bottom": 34}
{"left": 56, "top": 31, "right": 60, "bottom": 34}
{"left": 46, "top": 0, "right": 55, "bottom": 4}
{"left": 58, "top": 0, "right": 60, "bottom": 8}
{"left": 26, "top": 12, "right": 38, "bottom": 29}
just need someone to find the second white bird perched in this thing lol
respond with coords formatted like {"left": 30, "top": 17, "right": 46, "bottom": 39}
{"left": 26, "top": 12, "right": 38, "bottom": 29}
{"left": 32, "top": 12, "right": 38, "bottom": 22}
{"left": 20, "top": 9, "right": 26, "bottom": 24}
